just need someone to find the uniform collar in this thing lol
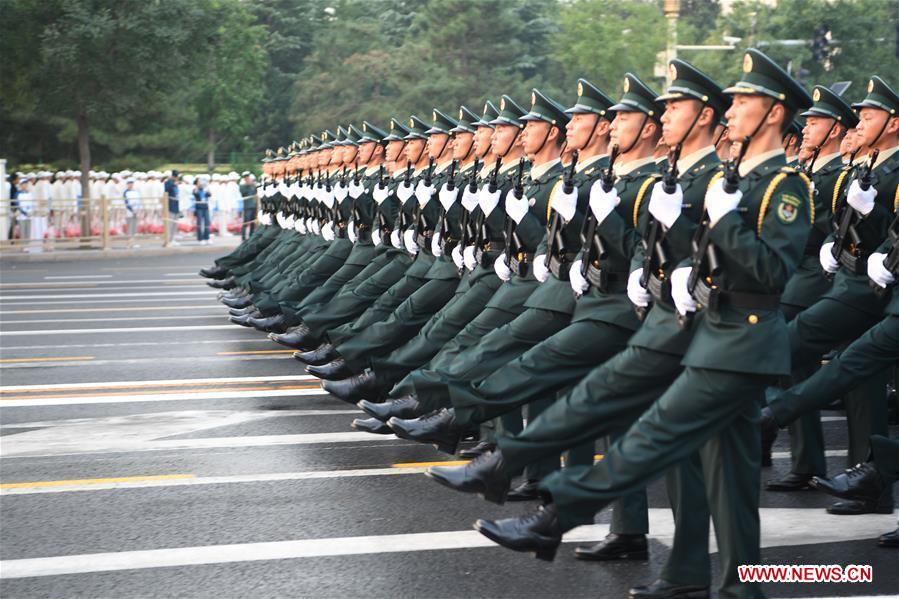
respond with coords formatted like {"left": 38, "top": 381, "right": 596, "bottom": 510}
{"left": 739, "top": 148, "right": 784, "bottom": 178}
{"left": 576, "top": 153, "right": 608, "bottom": 173}
{"left": 873, "top": 145, "right": 899, "bottom": 169}
{"left": 529, "top": 158, "right": 561, "bottom": 181}
{"left": 811, "top": 152, "right": 841, "bottom": 173}
{"left": 435, "top": 159, "right": 455, "bottom": 173}
{"left": 614, "top": 155, "right": 656, "bottom": 177}
{"left": 499, "top": 159, "right": 522, "bottom": 176}
{"left": 676, "top": 146, "right": 716, "bottom": 174}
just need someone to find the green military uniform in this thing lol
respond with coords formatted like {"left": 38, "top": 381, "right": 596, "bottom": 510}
{"left": 784, "top": 76, "right": 899, "bottom": 510}
{"left": 503, "top": 50, "right": 814, "bottom": 599}
{"left": 776, "top": 85, "right": 859, "bottom": 481}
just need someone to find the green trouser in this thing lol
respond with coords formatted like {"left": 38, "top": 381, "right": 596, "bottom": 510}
{"left": 338, "top": 277, "right": 460, "bottom": 372}
{"left": 287, "top": 244, "right": 380, "bottom": 317}
{"left": 232, "top": 231, "right": 300, "bottom": 279}
{"left": 778, "top": 303, "right": 826, "bottom": 477}
{"left": 216, "top": 225, "right": 279, "bottom": 268}
{"left": 536, "top": 365, "right": 765, "bottom": 599}
{"left": 870, "top": 434, "right": 899, "bottom": 485}
{"left": 787, "top": 296, "right": 889, "bottom": 478}
{"left": 326, "top": 253, "right": 433, "bottom": 345}
{"left": 771, "top": 314, "right": 898, "bottom": 507}
{"left": 301, "top": 251, "right": 412, "bottom": 340}
{"left": 250, "top": 241, "right": 335, "bottom": 315}
{"left": 497, "top": 346, "right": 708, "bottom": 559}
{"left": 245, "top": 237, "right": 320, "bottom": 293}
{"left": 370, "top": 273, "right": 503, "bottom": 392}
{"left": 270, "top": 240, "right": 353, "bottom": 310}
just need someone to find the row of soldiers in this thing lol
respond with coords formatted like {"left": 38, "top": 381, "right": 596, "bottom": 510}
{"left": 200, "top": 48, "right": 898, "bottom": 598}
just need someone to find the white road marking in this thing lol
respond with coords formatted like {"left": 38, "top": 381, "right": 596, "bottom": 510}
{"left": 2, "top": 315, "right": 225, "bottom": 325}
{"left": 0, "top": 324, "right": 233, "bottom": 336}
{"left": 164, "top": 273, "right": 199, "bottom": 276}
{"left": 43, "top": 275, "right": 113, "bottom": 280}
{"left": 2, "top": 509, "right": 894, "bottom": 579}
{"left": 0, "top": 388, "right": 326, "bottom": 408}
{"left": 0, "top": 354, "right": 293, "bottom": 369}
{"left": 0, "top": 338, "right": 271, "bottom": 350}
{"left": 0, "top": 291, "right": 215, "bottom": 301}
{"left": 1, "top": 375, "right": 315, "bottom": 392}
{"left": 5, "top": 278, "right": 198, "bottom": 287}
{"left": 0, "top": 298, "right": 219, "bottom": 306}
{"left": 1, "top": 285, "right": 206, "bottom": 294}
{"left": 0, "top": 304, "right": 216, "bottom": 314}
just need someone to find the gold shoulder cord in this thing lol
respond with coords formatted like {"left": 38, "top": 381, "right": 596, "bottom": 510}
{"left": 632, "top": 175, "right": 661, "bottom": 228}
{"left": 546, "top": 179, "right": 564, "bottom": 222}
{"left": 893, "top": 183, "right": 898, "bottom": 213}
{"left": 831, "top": 168, "right": 851, "bottom": 213}
{"left": 796, "top": 170, "right": 815, "bottom": 225}
{"left": 702, "top": 171, "right": 725, "bottom": 210}
{"left": 756, "top": 170, "right": 814, "bottom": 236}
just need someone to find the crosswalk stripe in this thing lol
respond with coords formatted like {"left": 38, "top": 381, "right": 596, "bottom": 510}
{"left": 2, "top": 315, "right": 224, "bottom": 325}
{"left": 1, "top": 375, "right": 316, "bottom": 393}
{"left": 2, "top": 509, "right": 893, "bottom": 579}
{"left": 0, "top": 387, "right": 328, "bottom": 408}
{"left": 0, "top": 324, "right": 234, "bottom": 336}
{"left": 0, "top": 291, "right": 215, "bottom": 301}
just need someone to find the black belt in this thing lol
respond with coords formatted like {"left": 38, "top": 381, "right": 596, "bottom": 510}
{"left": 441, "top": 237, "right": 459, "bottom": 255}
{"left": 416, "top": 229, "right": 434, "bottom": 244}
{"left": 335, "top": 225, "right": 348, "bottom": 239}
{"left": 549, "top": 253, "right": 577, "bottom": 281}
{"left": 693, "top": 280, "right": 781, "bottom": 311}
{"left": 475, "top": 240, "right": 506, "bottom": 267}
{"left": 646, "top": 272, "right": 670, "bottom": 303}
{"left": 837, "top": 249, "right": 867, "bottom": 275}
{"left": 509, "top": 251, "right": 534, "bottom": 277}
{"left": 585, "top": 264, "right": 626, "bottom": 293}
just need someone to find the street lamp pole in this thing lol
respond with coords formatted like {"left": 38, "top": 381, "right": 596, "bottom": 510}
{"left": 664, "top": 0, "right": 680, "bottom": 86}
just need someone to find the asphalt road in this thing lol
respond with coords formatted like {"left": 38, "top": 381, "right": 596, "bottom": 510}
{"left": 1, "top": 253, "right": 896, "bottom": 598}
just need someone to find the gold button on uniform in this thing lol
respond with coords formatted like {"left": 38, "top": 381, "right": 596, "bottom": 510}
{"left": 748, "top": 314, "right": 759, "bottom": 324}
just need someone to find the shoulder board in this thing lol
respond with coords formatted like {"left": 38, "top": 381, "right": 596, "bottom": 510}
{"left": 632, "top": 174, "right": 662, "bottom": 228}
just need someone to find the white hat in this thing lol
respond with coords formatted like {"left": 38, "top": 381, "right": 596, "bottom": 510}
{"left": 64, "top": 170, "right": 75, "bottom": 177}
{"left": 55, "top": 171, "right": 65, "bottom": 178}
{"left": 74, "top": 170, "right": 82, "bottom": 176}
{"left": 126, "top": 177, "right": 136, "bottom": 184}
{"left": 183, "top": 174, "right": 195, "bottom": 183}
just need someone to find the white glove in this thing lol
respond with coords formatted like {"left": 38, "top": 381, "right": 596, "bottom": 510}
{"left": 867, "top": 252, "right": 895, "bottom": 288}
{"left": 348, "top": 180, "right": 365, "bottom": 199}
{"left": 294, "top": 218, "right": 306, "bottom": 234}
{"left": 533, "top": 254, "right": 550, "bottom": 283}
{"left": 505, "top": 190, "right": 530, "bottom": 224}
{"left": 372, "top": 228, "right": 382, "bottom": 246}
{"left": 415, "top": 181, "right": 435, "bottom": 207}
{"left": 259, "top": 212, "right": 272, "bottom": 226}
{"left": 479, "top": 187, "right": 502, "bottom": 216}
{"left": 348, "top": 222, "right": 357, "bottom": 243}
{"left": 452, "top": 244, "right": 464, "bottom": 270}
{"left": 275, "top": 212, "right": 285, "bottom": 228}
{"left": 390, "top": 229, "right": 401, "bottom": 248}
{"left": 322, "top": 222, "right": 335, "bottom": 241}
{"left": 846, "top": 179, "right": 877, "bottom": 215}
{"left": 670, "top": 266, "right": 697, "bottom": 316}
{"left": 627, "top": 269, "right": 651, "bottom": 308}
{"left": 551, "top": 184, "right": 578, "bottom": 222}
{"left": 397, "top": 182, "right": 415, "bottom": 204}
{"left": 461, "top": 187, "right": 479, "bottom": 212}
{"left": 283, "top": 215, "right": 295, "bottom": 229}
{"left": 311, "top": 219, "right": 321, "bottom": 235}
{"left": 431, "top": 233, "right": 443, "bottom": 256}
{"left": 403, "top": 229, "right": 419, "bottom": 254}
{"left": 588, "top": 181, "right": 621, "bottom": 225}
{"left": 648, "top": 182, "right": 683, "bottom": 228}
{"left": 300, "top": 184, "right": 311, "bottom": 201}
{"left": 438, "top": 183, "right": 458, "bottom": 211}
{"left": 819, "top": 241, "right": 839, "bottom": 274}
{"left": 320, "top": 189, "right": 335, "bottom": 209}
{"left": 334, "top": 183, "right": 349, "bottom": 202}
{"left": 372, "top": 184, "right": 389, "bottom": 204}
{"left": 569, "top": 259, "right": 589, "bottom": 296}
{"left": 494, "top": 255, "right": 512, "bottom": 281}
{"left": 705, "top": 177, "right": 742, "bottom": 227}
{"left": 463, "top": 245, "right": 477, "bottom": 270}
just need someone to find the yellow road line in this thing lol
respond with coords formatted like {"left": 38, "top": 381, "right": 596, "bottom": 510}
{"left": 0, "top": 356, "right": 94, "bottom": 364}
{"left": 0, "top": 383, "right": 320, "bottom": 401}
{"left": 391, "top": 460, "right": 470, "bottom": 468}
{"left": 216, "top": 350, "right": 296, "bottom": 356}
{"left": 0, "top": 474, "right": 195, "bottom": 489}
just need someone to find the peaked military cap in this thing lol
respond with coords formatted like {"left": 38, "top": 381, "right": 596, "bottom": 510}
{"left": 319, "top": 130, "right": 337, "bottom": 149}
{"left": 275, "top": 146, "right": 288, "bottom": 160}
{"left": 262, "top": 148, "right": 275, "bottom": 162}
{"left": 656, "top": 59, "right": 729, "bottom": 116}
{"left": 344, "top": 124, "right": 364, "bottom": 147}
{"left": 609, "top": 73, "right": 665, "bottom": 121}
{"left": 490, "top": 95, "right": 526, "bottom": 128}
{"left": 383, "top": 117, "right": 411, "bottom": 142}
{"left": 802, "top": 85, "right": 858, "bottom": 127}
{"left": 851, "top": 76, "right": 898, "bottom": 115}
{"left": 451, "top": 106, "right": 480, "bottom": 134}
{"left": 723, "top": 48, "right": 812, "bottom": 111}
{"left": 520, "top": 89, "right": 570, "bottom": 127}
{"left": 425, "top": 108, "right": 460, "bottom": 135}
{"left": 359, "top": 121, "right": 388, "bottom": 143}
{"left": 478, "top": 100, "right": 500, "bottom": 128}
{"left": 565, "top": 78, "right": 615, "bottom": 117}
{"left": 403, "top": 115, "right": 430, "bottom": 140}
{"left": 784, "top": 116, "right": 805, "bottom": 141}
{"left": 333, "top": 126, "right": 347, "bottom": 146}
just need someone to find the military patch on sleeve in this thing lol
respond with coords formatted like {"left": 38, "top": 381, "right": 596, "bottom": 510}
{"left": 777, "top": 194, "right": 802, "bottom": 224}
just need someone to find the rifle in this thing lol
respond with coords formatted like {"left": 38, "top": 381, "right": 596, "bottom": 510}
{"left": 457, "top": 159, "right": 480, "bottom": 275}
{"left": 414, "top": 158, "right": 436, "bottom": 243}
{"left": 435, "top": 160, "right": 459, "bottom": 254}
{"left": 446, "top": 159, "right": 459, "bottom": 191}
{"left": 830, "top": 149, "right": 879, "bottom": 280}
{"left": 504, "top": 158, "right": 527, "bottom": 266}
{"left": 375, "top": 165, "right": 391, "bottom": 239}
{"left": 546, "top": 150, "right": 578, "bottom": 265}
{"left": 398, "top": 161, "right": 414, "bottom": 232}
{"left": 580, "top": 146, "right": 618, "bottom": 278}
{"left": 873, "top": 214, "right": 899, "bottom": 295}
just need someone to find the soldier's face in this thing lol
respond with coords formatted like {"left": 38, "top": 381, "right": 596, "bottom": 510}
{"left": 317, "top": 149, "right": 331, "bottom": 167}
{"left": 566, "top": 113, "right": 599, "bottom": 151}
{"left": 855, "top": 107, "right": 895, "bottom": 147}
{"left": 404, "top": 139, "right": 426, "bottom": 162}
{"left": 725, "top": 94, "right": 773, "bottom": 141}
{"left": 801, "top": 115, "right": 836, "bottom": 154}
{"left": 522, "top": 120, "right": 552, "bottom": 155}
{"left": 840, "top": 129, "right": 859, "bottom": 155}
{"left": 358, "top": 142, "right": 377, "bottom": 164}
{"left": 491, "top": 124, "right": 518, "bottom": 156}
{"left": 453, "top": 132, "right": 474, "bottom": 160}
{"left": 474, "top": 126, "right": 493, "bottom": 158}
{"left": 426, "top": 133, "right": 449, "bottom": 160}
{"left": 343, "top": 145, "right": 358, "bottom": 164}
{"left": 386, "top": 141, "right": 405, "bottom": 162}
{"left": 661, "top": 99, "right": 702, "bottom": 147}
{"left": 609, "top": 111, "right": 645, "bottom": 151}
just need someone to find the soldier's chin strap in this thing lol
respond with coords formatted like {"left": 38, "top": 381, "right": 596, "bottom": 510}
{"left": 732, "top": 97, "right": 779, "bottom": 176}
{"left": 617, "top": 113, "right": 650, "bottom": 159}
{"left": 497, "top": 128, "right": 522, "bottom": 159}
{"left": 669, "top": 102, "right": 709, "bottom": 172}
{"left": 804, "top": 118, "right": 839, "bottom": 175}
